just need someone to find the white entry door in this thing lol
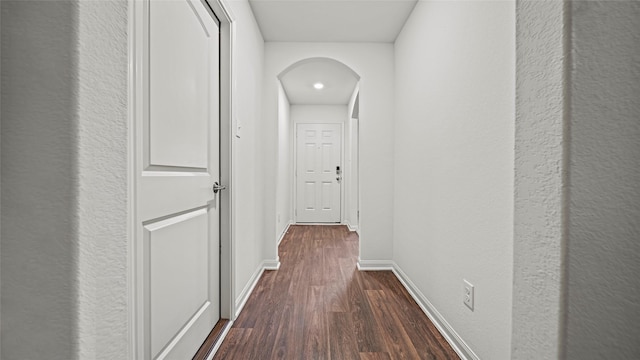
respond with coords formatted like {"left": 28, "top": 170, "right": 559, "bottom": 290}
{"left": 296, "top": 123, "right": 342, "bottom": 223}
{"left": 136, "top": 0, "right": 220, "bottom": 358}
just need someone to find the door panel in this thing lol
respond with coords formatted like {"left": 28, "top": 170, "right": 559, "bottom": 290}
{"left": 149, "top": 0, "right": 212, "bottom": 168}
{"left": 137, "top": 0, "right": 220, "bottom": 358}
{"left": 321, "top": 181, "right": 333, "bottom": 210}
{"left": 296, "top": 123, "right": 342, "bottom": 223}
{"left": 304, "top": 182, "right": 316, "bottom": 210}
{"left": 146, "top": 209, "right": 209, "bottom": 357}
{"left": 321, "top": 143, "right": 334, "bottom": 173}
{"left": 304, "top": 143, "right": 315, "bottom": 173}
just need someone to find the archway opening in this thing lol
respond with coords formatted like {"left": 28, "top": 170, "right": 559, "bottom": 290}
{"left": 274, "top": 57, "right": 361, "bottom": 243}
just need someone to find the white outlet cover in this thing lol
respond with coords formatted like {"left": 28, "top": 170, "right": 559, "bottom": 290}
{"left": 463, "top": 279, "right": 474, "bottom": 311}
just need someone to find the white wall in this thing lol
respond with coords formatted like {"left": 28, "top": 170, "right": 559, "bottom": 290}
{"left": 344, "top": 117, "right": 359, "bottom": 231}
{"left": 264, "top": 43, "right": 394, "bottom": 264}
{"left": 290, "top": 105, "right": 347, "bottom": 125}
{"left": 513, "top": 3, "right": 640, "bottom": 358}
{"left": 1, "top": 1, "right": 129, "bottom": 359}
{"left": 512, "top": 2, "right": 567, "bottom": 358}
{"left": 566, "top": 2, "right": 640, "bottom": 358}
{"left": 275, "top": 82, "right": 292, "bottom": 241}
{"left": 345, "top": 88, "right": 360, "bottom": 231}
{"left": 2, "top": 4, "right": 79, "bottom": 357}
{"left": 76, "top": 2, "right": 129, "bottom": 358}
{"left": 289, "top": 105, "right": 349, "bottom": 224}
{"left": 393, "top": 2, "right": 515, "bottom": 359}
{"left": 225, "top": 0, "right": 267, "bottom": 305}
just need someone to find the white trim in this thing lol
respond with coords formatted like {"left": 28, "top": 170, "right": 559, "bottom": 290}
{"left": 391, "top": 264, "right": 479, "bottom": 360}
{"left": 291, "top": 101, "right": 297, "bottom": 224}
{"left": 340, "top": 121, "right": 345, "bottom": 223}
{"left": 234, "top": 259, "right": 281, "bottom": 319}
{"left": 234, "top": 263, "right": 265, "bottom": 319}
{"left": 345, "top": 221, "right": 358, "bottom": 233}
{"left": 207, "top": 0, "right": 236, "bottom": 322}
{"left": 277, "top": 222, "right": 293, "bottom": 246}
{"left": 126, "top": 0, "right": 137, "bottom": 357}
{"left": 356, "top": 259, "right": 395, "bottom": 271}
{"left": 130, "top": 0, "right": 148, "bottom": 357}
{"left": 294, "top": 222, "right": 342, "bottom": 226}
{"left": 263, "top": 258, "right": 281, "bottom": 270}
{"left": 204, "top": 320, "right": 234, "bottom": 360}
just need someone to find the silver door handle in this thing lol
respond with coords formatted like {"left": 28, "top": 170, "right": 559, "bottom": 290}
{"left": 212, "top": 182, "right": 226, "bottom": 194}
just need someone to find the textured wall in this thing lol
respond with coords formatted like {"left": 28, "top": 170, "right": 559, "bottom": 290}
{"left": 75, "top": 1, "right": 129, "bottom": 359}
{"left": 566, "top": 2, "right": 640, "bottom": 358}
{"left": 512, "top": 1, "right": 568, "bottom": 358}
{"left": 393, "top": 2, "right": 515, "bottom": 358}
{"left": 1, "top": 1, "right": 129, "bottom": 358}
{"left": 1, "top": 2, "right": 80, "bottom": 358}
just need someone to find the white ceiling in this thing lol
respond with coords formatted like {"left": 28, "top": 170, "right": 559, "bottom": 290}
{"left": 249, "top": 0, "right": 418, "bottom": 43}
{"left": 280, "top": 58, "right": 359, "bottom": 104}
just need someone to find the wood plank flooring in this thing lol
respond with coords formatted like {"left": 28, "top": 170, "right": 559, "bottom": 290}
{"left": 214, "top": 225, "right": 459, "bottom": 360}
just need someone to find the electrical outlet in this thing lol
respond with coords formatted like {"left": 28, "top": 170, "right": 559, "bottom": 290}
{"left": 463, "top": 279, "right": 474, "bottom": 311}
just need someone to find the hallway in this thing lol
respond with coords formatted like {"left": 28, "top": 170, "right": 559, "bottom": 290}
{"left": 214, "top": 225, "right": 459, "bottom": 359}
{"left": 2, "top": 1, "right": 639, "bottom": 358}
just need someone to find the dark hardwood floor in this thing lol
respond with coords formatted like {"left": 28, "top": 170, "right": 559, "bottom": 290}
{"left": 214, "top": 225, "right": 459, "bottom": 360}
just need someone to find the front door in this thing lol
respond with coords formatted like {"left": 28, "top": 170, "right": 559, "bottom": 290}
{"left": 296, "top": 123, "right": 342, "bottom": 223}
{"left": 137, "top": 0, "right": 220, "bottom": 358}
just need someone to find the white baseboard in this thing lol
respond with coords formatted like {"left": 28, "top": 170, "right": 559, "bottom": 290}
{"left": 391, "top": 264, "right": 479, "bottom": 360}
{"left": 277, "top": 222, "right": 292, "bottom": 246}
{"left": 294, "top": 222, "right": 342, "bottom": 226}
{"left": 233, "top": 258, "right": 280, "bottom": 318}
{"left": 356, "top": 259, "right": 395, "bottom": 271}
{"left": 234, "top": 263, "right": 265, "bottom": 319}
{"left": 263, "top": 258, "right": 281, "bottom": 270}
{"left": 345, "top": 221, "right": 359, "bottom": 233}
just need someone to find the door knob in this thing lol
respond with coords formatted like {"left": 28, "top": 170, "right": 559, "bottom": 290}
{"left": 212, "top": 182, "right": 226, "bottom": 194}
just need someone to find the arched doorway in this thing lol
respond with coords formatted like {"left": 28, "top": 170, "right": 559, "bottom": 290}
{"left": 274, "top": 57, "right": 361, "bottom": 239}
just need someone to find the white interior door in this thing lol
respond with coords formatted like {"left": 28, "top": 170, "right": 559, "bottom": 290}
{"left": 296, "top": 123, "right": 342, "bottom": 223}
{"left": 137, "top": 0, "right": 220, "bottom": 358}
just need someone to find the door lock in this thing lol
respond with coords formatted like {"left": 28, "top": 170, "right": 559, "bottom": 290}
{"left": 212, "top": 182, "right": 226, "bottom": 194}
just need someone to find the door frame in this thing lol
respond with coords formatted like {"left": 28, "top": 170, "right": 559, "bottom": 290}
{"left": 292, "top": 122, "right": 345, "bottom": 224}
{"left": 128, "top": 0, "right": 236, "bottom": 357}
